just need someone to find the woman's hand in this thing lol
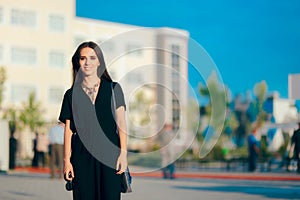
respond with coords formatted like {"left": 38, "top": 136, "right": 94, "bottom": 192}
{"left": 64, "top": 160, "right": 74, "bottom": 181}
{"left": 116, "top": 151, "right": 127, "bottom": 174}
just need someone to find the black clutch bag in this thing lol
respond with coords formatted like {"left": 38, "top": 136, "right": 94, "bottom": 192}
{"left": 121, "top": 167, "right": 132, "bottom": 193}
{"left": 64, "top": 172, "right": 75, "bottom": 191}
{"left": 65, "top": 180, "right": 75, "bottom": 191}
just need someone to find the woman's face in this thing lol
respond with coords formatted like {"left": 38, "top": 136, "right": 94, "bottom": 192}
{"left": 79, "top": 47, "right": 100, "bottom": 77}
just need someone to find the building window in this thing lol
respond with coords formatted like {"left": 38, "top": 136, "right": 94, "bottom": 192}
{"left": 11, "top": 47, "right": 37, "bottom": 65}
{"left": 48, "top": 15, "right": 65, "bottom": 32}
{"left": 11, "top": 85, "right": 36, "bottom": 103}
{"left": 48, "top": 51, "right": 65, "bottom": 68}
{"left": 48, "top": 87, "right": 64, "bottom": 103}
{"left": 172, "top": 96, "right": 180, "bottom": 132}
{"left": 0, "top": 7, "right": 4, "bottom": 24}
{"left": 0, "top": 46, "right": 3, "bottom": 62}
{"left": 11, "top": 9, "right": 36, "bottom": 27}
{"left": 172, "top": 75, "right": 180, "bottom": 93}
{"left": 126, "top": 44, "right": 142, "bottom": 56}
{"left": 171, "top": 44, "right": 181, "bottom": 132}
{"left": 171, "top": 44, "right": 180, "bottom": 70}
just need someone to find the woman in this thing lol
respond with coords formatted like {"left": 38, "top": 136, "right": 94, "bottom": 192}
{"left": 59, "top": 41, "right": 128, "bottom": 199}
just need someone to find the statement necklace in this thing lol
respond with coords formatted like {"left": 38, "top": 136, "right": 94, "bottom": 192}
{"left": 81, "top": 80, "right": 100, "bottom": 103}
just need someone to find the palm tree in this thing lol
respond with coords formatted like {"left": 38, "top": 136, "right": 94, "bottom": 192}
{"left": 14, "top": 92, "right": 46, "bottom": 159}
{"left": 128, "top": 87, "right": 155, "bottom": 152}
{"left": 19, "top": 92, "right": 45, "bottom": 132}
{"left": 198, "top": 71, "right": 227, "bottom": 158}
{"left": 253, "top": 80, "right": 268, "bottom": 128}
{"left": 2, "top": 107, "right": 18, "bottom": 135}
{"left": 0, "top": 66, "right": 7, "bottom": 113}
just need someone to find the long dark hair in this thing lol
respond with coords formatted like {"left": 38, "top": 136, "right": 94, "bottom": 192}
{"left": 71, "top": 41, "right": 112, "bottom": 84}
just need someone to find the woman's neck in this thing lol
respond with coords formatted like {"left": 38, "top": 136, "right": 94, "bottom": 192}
{"left": 82, "top": 76, "right": 100, "bottom": 87}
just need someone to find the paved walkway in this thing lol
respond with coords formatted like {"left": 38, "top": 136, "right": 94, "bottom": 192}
{"left": 1, "top": 168, "right": 300, "bottom": 200}
{"left": 12, "top": 165, "right": 300, "bottom": 182}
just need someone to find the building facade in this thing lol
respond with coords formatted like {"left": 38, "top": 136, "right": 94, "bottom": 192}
{"left": 0, "top": 0, "right": 189, "bottom": 155}
{"left": 263, "top": 93, "right": 298, "bottom": 152}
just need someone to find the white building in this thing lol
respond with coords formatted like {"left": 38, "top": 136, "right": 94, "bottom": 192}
{"left": 262, "top": 93, "right": 298, "bottom": 152}
{"left": 0, "top": 0, "right": 189, "bottom": 156}
{"left": 289, "top": 73, "right": 300, "bottom": 100}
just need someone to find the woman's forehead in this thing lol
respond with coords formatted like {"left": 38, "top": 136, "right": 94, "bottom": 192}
{"left": 80, "top": 47, "right": 96, "bottom": 55}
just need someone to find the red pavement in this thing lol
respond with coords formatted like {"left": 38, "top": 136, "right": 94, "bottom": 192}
{"left": 133, "top": 171, "right": 300, "bottom": 181}
{"left": 12, "top": 166, "right": 300, "bottom": 181}
{"left": 14, "top": 166, "right": 51, "bottom": 174}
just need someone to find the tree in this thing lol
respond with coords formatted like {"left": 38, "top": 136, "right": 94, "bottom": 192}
{"left": 19, "top": 92, "right": 45, "bottom": 132}
{"left": 249, "top": 80, "right": 268, "bottom": 128}
{"left": 198, "top": 71, "right": 228, "bottom": 127}
{"left": 128, "top": 88, "right": 154, "bottom": 129}
{"left": 2, "top": 107, "right": 18, "bottom": 135}
{"left": 4, "top": 92, "right": 45, "bottom": 159}
{"left": 198, "top": 71, "right": 227, "bottom": 158}
{"left": 127, "top": 86, "right": 156, "bottom": 152}
{"left": 0, "top": 66, "right": 7, "bottom": 112}
{"left": 185, "top": 99, "right": 202, "bottom": 156}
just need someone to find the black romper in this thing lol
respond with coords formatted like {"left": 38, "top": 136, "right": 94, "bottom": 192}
{"left": 59, "top": 79, "right": 126, "bottom": 200}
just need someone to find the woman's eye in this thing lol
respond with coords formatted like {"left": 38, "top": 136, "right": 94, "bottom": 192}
{"left": 80, "top": 57, "right": 85, "bottom": 60}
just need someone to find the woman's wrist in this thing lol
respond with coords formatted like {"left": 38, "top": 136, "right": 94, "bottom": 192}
{"left": 120, "top": 150, "right": 127, "bottom": 156}
{"left": 64, "top": 158, "right": 71, "bottom": 163}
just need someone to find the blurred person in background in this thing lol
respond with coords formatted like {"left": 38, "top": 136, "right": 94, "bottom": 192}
{"left": 9, "top": 131, "right": 17, "bottom": 170}
{"left": 48, "top": 121, "right": 65, "bottom": 179}
{"left": 32, "top": 132, "right": 38, "bottom": 167}
{"left": 248, "top": 127, "right": 260, "bottom": 172}
{"left": 160, "top": 124, "right": 176, "bottom": 179}
{"left": 36, "top": 132, "right": 49, "bottom": 167}
{"left": 291, "top": 122, "right": 300, "bottom": 173}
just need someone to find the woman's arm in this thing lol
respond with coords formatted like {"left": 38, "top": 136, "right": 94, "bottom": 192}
{"left": 116, "top": 106, "right": 128, "bottom": 174}
{"left": 63, "top": 120, "right": 74, "bottom": 180}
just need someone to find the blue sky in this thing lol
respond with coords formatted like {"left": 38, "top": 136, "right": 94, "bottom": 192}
{"left": 76, "top": 0, "right": 300, "bottom": 101}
